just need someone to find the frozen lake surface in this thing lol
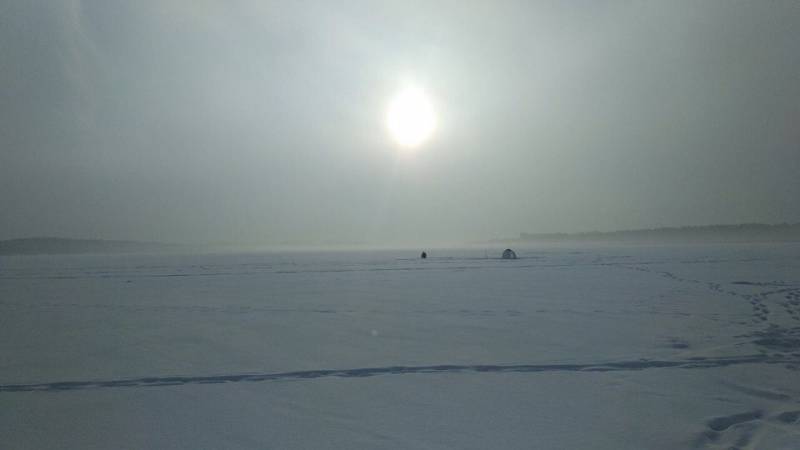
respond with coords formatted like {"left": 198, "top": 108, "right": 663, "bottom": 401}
{"left": 2, "top": 243, "right": 799, "bottom": 449}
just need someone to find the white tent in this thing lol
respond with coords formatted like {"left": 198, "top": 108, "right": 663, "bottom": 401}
{"left": 502, "top": 249, "right": 517, "bottom": 259}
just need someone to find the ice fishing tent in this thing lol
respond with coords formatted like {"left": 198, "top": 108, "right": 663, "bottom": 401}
{"left": 502, "top": 249, "right": 517, "bottom": 259}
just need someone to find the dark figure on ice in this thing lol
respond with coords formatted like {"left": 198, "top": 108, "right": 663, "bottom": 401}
{"left": 502, "top": 249, "right": 517, "bottom": 259}
{"left": 420, "top": 251, "right": 427, "bottom": 259}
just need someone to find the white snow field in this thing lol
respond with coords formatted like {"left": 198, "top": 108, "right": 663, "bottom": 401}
{"left": 1, "top": 243, "right": 799, "bottom": 449}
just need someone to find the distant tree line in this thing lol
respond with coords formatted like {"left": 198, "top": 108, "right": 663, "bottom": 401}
{"left": 515, "top": 223, "right": 800, "bottom": 243}
{"left": 0, "top": 237, "right": 174, "bottom": 255}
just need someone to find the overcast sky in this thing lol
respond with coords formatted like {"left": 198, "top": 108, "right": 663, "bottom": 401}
{"left": 2, "top": 1, "right": 799, "bottom": 245}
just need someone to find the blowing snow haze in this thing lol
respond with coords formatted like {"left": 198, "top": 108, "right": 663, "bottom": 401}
{"left": 2, "top": 1, "right": 799, "bottom": 246}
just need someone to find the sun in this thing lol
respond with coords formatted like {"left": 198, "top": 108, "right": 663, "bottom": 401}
{"left": 386, "top": 87, "right": 437, "bottom": 149}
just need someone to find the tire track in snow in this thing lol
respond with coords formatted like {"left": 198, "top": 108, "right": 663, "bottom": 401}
{"left": 694, "top": 409, "right": 800, "bottom": 449}
{"left": 617, "top": 264, "right": 800, "bottom": 326}
{"left": 2, "top": 354, "right": 797, "bottom": 393}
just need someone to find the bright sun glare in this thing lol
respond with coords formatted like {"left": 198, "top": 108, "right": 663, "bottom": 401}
{"left": 386, "top": 87, "right": 437, "bottom": 149}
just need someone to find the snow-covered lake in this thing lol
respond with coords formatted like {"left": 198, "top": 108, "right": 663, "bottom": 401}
{"left": 2, "top": 243, "right": 799, "bottom": 449}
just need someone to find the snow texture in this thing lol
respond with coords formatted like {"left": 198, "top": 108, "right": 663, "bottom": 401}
{"left": 1, "top": 243, "right": 799, "bottom": 449}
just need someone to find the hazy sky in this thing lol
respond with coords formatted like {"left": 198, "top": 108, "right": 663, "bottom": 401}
{"left": 2, "top": 1, "right": 799, "bottom": 245}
